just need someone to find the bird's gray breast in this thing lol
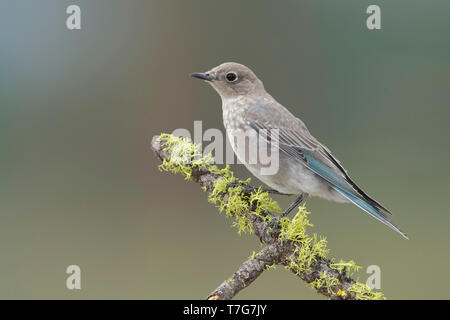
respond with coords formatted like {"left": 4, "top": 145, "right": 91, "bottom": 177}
{"left": 222, "top": 99, "right": 303, "bottom": 194}
{"left": 222, "top": 99, "right": 256, "bottom": 167}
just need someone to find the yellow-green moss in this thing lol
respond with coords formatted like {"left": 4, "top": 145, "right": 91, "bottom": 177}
{"left": 330, "top": 259, "right": 361, "bottom": 275}
{"left": 310, "top": 271, "right": 340, "bottom": 295}
{"left": 208, "top": 175, "right": 253, "bottom": 235}
{"left": 348, "top": 282, "right": 386, "bottom": 300}
{"left": 265, "top": 264, "right": 277, "bottom": 271}
{"left": 248, "top": 250, "right": 261, "bottom": 260}
{"left": 158, "top": 133, "right": 215, "bottom": 180}
{"left": 207, "top": 168, "right": 281, "bottom": 235}
{"left": 248, "top": 188, "right": 281, "bottom": 219}
{"left": 282, "top": 208, "right": 329, "bottom": 275}
{"left": 337, "top": 289, "right": 347, "bottom": 297}
{"left": 278, "top": 205, "right": 313, "bottom": 242}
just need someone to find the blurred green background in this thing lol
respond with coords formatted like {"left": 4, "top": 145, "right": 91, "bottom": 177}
{"left": 0, "top": 0, "right": 449, "bottom": 299}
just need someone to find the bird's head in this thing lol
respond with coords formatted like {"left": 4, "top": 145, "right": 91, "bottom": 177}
{"left": 191, "top": 62, "right": 264, "bottom": 100}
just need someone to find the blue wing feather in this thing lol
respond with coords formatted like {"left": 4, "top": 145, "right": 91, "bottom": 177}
{"left": 299, "top": 149, "right": 359, "bottom": 198}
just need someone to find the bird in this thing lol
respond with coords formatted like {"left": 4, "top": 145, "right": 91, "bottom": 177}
{"left": 191, "top": 62, "right": 408, "bottom": 239}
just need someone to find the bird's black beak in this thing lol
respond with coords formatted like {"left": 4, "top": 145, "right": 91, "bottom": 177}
{"left": 191, "top": 72, "right": 214, "bottom": 81}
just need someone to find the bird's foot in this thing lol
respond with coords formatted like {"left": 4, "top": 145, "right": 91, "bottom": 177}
{"left": 259, "top": 193, "right": 308, "bottom": 242}
{"left": 260, "top": 210, "right": 286, "bottom": 241}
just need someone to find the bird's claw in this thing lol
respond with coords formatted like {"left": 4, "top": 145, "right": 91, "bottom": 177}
{"left": 260, "top": 210, "right": 283, "bottom": 241}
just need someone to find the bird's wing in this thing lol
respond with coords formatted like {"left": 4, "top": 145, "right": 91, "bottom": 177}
{"left": 243, "top": 104, "right": 408, "bottom": 239}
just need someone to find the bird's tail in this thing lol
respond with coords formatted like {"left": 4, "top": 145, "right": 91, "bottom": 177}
{"left": 333, "top": 186, "right": 408, "bottom": 239}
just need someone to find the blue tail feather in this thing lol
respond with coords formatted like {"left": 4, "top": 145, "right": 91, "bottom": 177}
{"left": 333, "top": 186, "right": 408, "bottom": 239}
{"left": 297, "top": 148, "right": 407, "bottom": 239}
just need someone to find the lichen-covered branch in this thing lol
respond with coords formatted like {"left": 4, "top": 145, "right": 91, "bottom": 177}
{"left": 207, "top": 244, "right": 281, "bottom": 300}
{"left": 151, "top": 133, "right": 386, "bottom": 300}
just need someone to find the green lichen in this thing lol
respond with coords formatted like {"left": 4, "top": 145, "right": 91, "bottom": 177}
{"left": 158, "top": 133, "right": 214, "bottom": 180}
{"left": 207, "top": 172, "right": 281, "bottom": 235}
{"left": 248, "top": 250, "right": 261, "bottom": 260}
{"left": 156, "top": 133, "right": 387, "bottom": 300}
{"left": 278, "top": 205, "right": 313, "bottom": 242}
{"left": 208, "top": 175, "right": 253, "bottom": 235}
{"left": 265, "top": 264, "right": 277, "bottom": 271}
{"left": 286, "top": 233, "right": 329, "bottom": 274}
{"left": 348, "top": 282, "right": 386, "bottom": 300}
{"left": 330, "top": 259, "right": 361, "bottom": 275}
{"left": 336, "top": 289, "right": 347, "bottom": 297}
{"left": 310, "top": 271, "right": 340, "bottom": 295}
{"left": 248, "top": 188, "right": 281, "bottom": 219}
{"left": 282, "top": 208, "right": 329, "bottom": 274}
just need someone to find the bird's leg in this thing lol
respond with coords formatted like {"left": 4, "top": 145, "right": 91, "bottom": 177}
{"left": 261, "top": 193, "right": 308, "bottom": 240}
{"left": 225, "top": 181, "right": 288, "bottom": 196}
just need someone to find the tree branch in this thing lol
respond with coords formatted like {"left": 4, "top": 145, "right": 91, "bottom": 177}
{"left": 207, "top": 244, "right": 280, "bottom": 300}
{"left": 151, "top": 134, "right": 386, "bottom": 300}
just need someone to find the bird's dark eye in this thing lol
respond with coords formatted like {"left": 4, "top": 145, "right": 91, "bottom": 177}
{"left": 226, "top": 72, "right": 238, "bottom": 82}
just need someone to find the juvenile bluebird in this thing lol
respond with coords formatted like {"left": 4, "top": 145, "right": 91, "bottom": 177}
{"left": 191, "top": 62, "right": 407, "bottom": 239}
